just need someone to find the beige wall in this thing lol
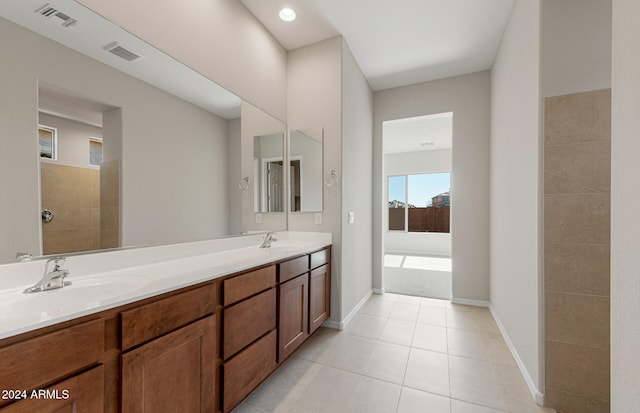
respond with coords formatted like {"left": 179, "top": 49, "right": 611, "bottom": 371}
{"left": 489, "top": 0, "right": 542, "bottom": 400}
{"left": 611, "top": 0, "right": 640, "bottom": 411}
{"left": 39, "top": 113, "right": 103, "bottom": 168}
{"left": 340, "top": 40, "right": 374, "bottom": 322}
{"left": 374, "top": 71, "right": 490, "bottom": 304}
{"left": 75, "top": 0, "right": 287, "bottom": 122}
{"left": 543, "top": 90, "right": 611, "bottom": 412}
{"left": 541, "top": 0, "right": 612, "bottom": 98}
{"left": 287, "top": 37, "right": 344, "bottom": 322}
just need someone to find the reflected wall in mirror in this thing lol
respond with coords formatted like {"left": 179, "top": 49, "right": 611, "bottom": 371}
{"left": 290, "top": 128, "right": 323, "bottom": 212}
{"left": 253, "top": 133, "right": 285, "bottom": 213}
{"left": 0, "top": 1, "right": 286, "bottom": 263}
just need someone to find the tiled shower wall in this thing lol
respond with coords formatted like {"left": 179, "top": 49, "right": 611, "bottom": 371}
{"left": 544, "top": 90, "right": 611, "bottom": 413}
{"left": 100, "top": 159, "right": 119, "bottom": 249}
{"left": 41, "top": 163, "right": 101, "bottom": 255}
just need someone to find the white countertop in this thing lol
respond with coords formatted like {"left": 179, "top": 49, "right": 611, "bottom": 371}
{"left": 0, "top": 231, "right": 331, "bottom": 340}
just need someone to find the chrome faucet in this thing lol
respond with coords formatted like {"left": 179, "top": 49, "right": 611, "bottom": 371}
{"left": 259, "top": 232, "right": 278, "bottom": 248}
{"left": 23, "top": 257, "right": 71, "bottom": 294}
{"left": 16, "top": 252, "right": 32, "bottom": 262}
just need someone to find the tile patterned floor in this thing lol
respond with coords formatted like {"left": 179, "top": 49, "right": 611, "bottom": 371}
{"left": 233, "top": 293, "right": 556, "bottom": 413}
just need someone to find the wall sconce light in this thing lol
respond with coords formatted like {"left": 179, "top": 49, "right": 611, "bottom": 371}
{"left": 238, "top": 177, "right": 250, "bottom": 191}
{"left": 324, "top": 170, "right": 339, "bottom": 187}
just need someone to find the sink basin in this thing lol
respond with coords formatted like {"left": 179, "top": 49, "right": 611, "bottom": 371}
{"left": 0, "top": 275, "right": 152, "bottom": 325}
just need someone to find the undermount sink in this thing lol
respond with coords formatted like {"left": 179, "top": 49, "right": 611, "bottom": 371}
{"left": 0, "top": 275, "right": 152, "bottom": 324}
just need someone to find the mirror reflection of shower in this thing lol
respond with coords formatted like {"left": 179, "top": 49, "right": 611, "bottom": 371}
{"left": 38, "top": 83, "right": 121, "bottom": 256}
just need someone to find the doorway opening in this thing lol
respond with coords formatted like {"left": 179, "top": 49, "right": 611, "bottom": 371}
{"left": 382, "top": 112, "right": 453, "bottom": 299}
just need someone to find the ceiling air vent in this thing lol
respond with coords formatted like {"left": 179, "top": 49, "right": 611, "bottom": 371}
{"left": 103, "top": 42, "right": 144, "bottom": 62}
{"left": 35, "top": 3, "right": 78, "bottom": 28}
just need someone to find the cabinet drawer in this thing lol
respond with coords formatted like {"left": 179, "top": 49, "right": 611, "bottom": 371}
{"left": 223, "top": 265, "right": 275, "bottom": 306}
{"left": 223, "top": 288, "right": 276, "bottom": 359}
{"left": 121, "top": 284, "right": 215, "bottom": 350}
{"left": 310, "top": 248, "right": 330, "bottom": 270}
{"left": 0, "top": 365, "right": 104, "bottom": 413}
{"left": 222, "top": 329, "right": 277, "bottom": 413}
{"left": 278, "top": 255, "right": 309, "bottom": 283}
{"left": 0, "top": 319, "right": 104, "bottom": 395}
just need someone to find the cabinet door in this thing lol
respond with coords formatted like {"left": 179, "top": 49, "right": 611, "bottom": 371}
{"left": 309, "top": 264, "right": 331, "bottom": 334}
{"left": 278, "top": 274, "right": 309, "bottom": 362}
{"left": 121, "top": 316, "right": 216, "bottom": 413}
{"left": 1, "top": 365, "right": 104, "bottom": 413}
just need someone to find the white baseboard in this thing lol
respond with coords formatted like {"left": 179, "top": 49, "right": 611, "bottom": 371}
{"left": 489, "top": 304, "right": 544, "bottom": 406}
{"left": 451, "top": 297, "right": 490, "bottom": 307}
{"left": 323, "top": 290, "right": 372, "bottom": 331}
{"left": 372, "top": 288, "right": 385, "bottom": 294}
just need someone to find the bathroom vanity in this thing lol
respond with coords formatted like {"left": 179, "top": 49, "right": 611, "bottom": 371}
{"left": 0, "top": 232, "right": 331, "bottom": 413}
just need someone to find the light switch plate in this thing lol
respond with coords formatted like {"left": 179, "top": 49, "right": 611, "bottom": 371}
{"left": 348, "top": 211, "right": 355, "bottom": 224}
{"left": 255, "top": 213, "right": 262, "bottom": 224}
{"left": 315, "top": 213, "right": 323, "bottom": 224}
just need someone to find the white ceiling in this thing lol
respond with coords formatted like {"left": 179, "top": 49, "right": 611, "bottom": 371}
{"left": 241, "top": 0, "right": 514, "bottom": 91}
{"left": 383, "top": 112, "right": 453, "bottom": 154}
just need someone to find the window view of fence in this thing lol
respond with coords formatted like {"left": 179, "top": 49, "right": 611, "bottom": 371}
{"left": 388, "top": 173, "right": 450, "bottom": 233}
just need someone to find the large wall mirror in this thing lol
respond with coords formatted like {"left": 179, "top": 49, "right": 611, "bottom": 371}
{"left": 290, "top": 127, "right": 323, "bottom": 212}
{"left": 0, "top": 0, "right": 285, "bottom": 263}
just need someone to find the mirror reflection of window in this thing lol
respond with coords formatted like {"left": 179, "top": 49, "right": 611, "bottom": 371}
{"left": 89, "top": 138, "right": 103, "bottom": 166}
{"left": 38, "top": 125, "right": 57, "bottom": 160}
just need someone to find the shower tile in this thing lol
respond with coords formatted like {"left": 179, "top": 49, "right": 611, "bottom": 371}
{"left": 544, "top": 90, "right": 611, "bottom": 146}
{"left": 546, "top": 340, "right": 610, "bottom": 401}
{"left": 545, "top": 292, "right": 609, "bottom": 348}
{"left": 544, "top": 193, "right": 610, "bottom": 244}
{"left": 544, "top": 141, "right": 610, "bottom": 194}
{"left": 544, "top": 243, "right": 610, "bottom": 296}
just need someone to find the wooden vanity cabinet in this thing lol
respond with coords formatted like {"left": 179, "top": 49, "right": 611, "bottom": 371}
{"left": 221, "top": 265, "right": 277, "bottom": 413}
{"left": 278, "top": 273, "right": 309, "bottom": 361}
{"left": 0, "top": 365, "right": 104, "bottom": 413}
{"left": 119, "top": 283, "right": 217, "bottom": 413}
{"left": 0, "top": 318, "right": 105, "bottom": 412}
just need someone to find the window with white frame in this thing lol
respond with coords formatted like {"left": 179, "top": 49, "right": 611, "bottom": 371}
{"left": 38, "top": 125, "right": 57, "bottom": 160}
{"left": 387, "top": 172, "right": 451, "bottom": 233}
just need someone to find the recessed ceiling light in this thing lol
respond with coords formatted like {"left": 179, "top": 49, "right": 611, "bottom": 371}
{"left": 279, "top": 8, "right": 296, "bottom": 22}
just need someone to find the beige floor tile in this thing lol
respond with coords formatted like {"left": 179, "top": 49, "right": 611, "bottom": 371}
{"left": 451, "top": 399, "right": 504, "bottom": 413}
{"left": 449, "top": 355, "right": 504, "bottom": 411}
{"left": 245, "top": 357, "right": 321, "bottom": 412}
{"left": 404, "top": 348, "right": 450, "bottom": 397}
{"left": 283, "top": 366, "right": 360, "bottom": 413}
{"left": 379, "top": 318, "right": 417, "bottom": 346}
{"left": 447, "top": 328, "right": 488, "bottom": 361}
{"left": 483, "top": 334, "right": 516, "bottom": 366}
{"left": 446, "top": 309, "right": 500, "bottom": 335}
{"left": 417, "top": 306, "right": 447, "bottom": 326}
{"left": 318, "top": 334, "right": 377, "bottom": 374}
{"left": 360, "top": 297, "right": 397, "bottom": 317}
{"left": 390, "top": 302, "right": 421, "bottom": 322}
{"left": 412, "top": 323, "right": 448, "bottom": 353}
{"left": 380, "top": 292, "right": 403, "bottom": 302}
{"left": 363, "top": 341, "right": 411, "bottom": 384}
{"left": 396, "top": 294, "right": 423, "bottom": 305}
{"left": 342, "top": 375, "right": 403, "bottom": 413}
{"left": 232, "top": 402, "right": 271, "bottom": 413}
{"left": 397, "top": 387, "right": 451, "bottom": 413}
{"left": 491, "top": 364, "right": 556, "bottom": 413}
{"left": 345, "top": 313, "right": 389, "bottom": 339}
{"left": 421, "top": 297, "right": 449, "bottom": 308}
{"left": 293, "top": 327, "right": 340, "bottom": 362}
